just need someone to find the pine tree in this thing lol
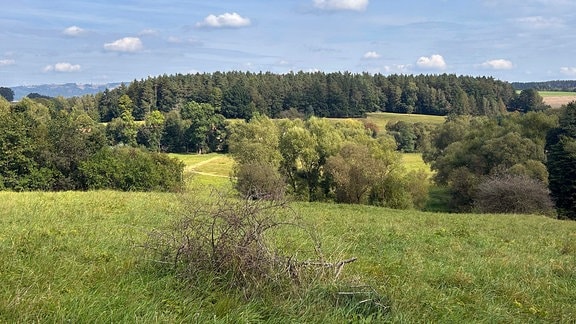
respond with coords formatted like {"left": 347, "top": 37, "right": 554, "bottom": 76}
{"left": 546, "top": 102, "right": 576, "bottom": 219}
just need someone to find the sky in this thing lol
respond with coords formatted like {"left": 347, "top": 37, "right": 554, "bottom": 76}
{"left": 2, "top": 0, "right": 576, "bottom": 86}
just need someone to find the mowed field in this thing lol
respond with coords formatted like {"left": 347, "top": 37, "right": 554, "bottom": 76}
{"left": 364, "top": 112, "right": 445, "bottom": 130}
{"left": 540, "top": 91, "right": 576, "bottom": 108}
{"left": 1, "top": 153, "right": 575, "bottom": 322}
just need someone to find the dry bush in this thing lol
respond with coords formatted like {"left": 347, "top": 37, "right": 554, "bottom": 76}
{"left": 142, "top": 190, "right": 356, "bottom": 292}
{"left": 474, "top": 175, "right": 555, "bottom": 216}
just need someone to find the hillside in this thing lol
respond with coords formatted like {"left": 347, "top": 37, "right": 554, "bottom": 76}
{"left": 1, "top": 155, "right": 574, "bottom": 322}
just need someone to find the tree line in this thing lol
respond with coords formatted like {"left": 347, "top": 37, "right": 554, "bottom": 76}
{"left": 16, "top": 72, "right": 518, "bottom": 122}
{"left": 0, "top": 97, "right": 184, "bottom": 192}
{"left": 512, "top": 80, "right": 576, "bottom": 91}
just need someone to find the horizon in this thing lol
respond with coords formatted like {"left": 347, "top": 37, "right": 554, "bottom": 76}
{"left": 2, "top": 1, "right": 576, "bottom": 86}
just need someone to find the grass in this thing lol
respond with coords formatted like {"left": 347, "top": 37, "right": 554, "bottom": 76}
{"left": 402, "top": 152, "right": 431, "bottom": 174}
{"left": 538, "top": 91, "right": 576, "bottom": 97}
{"left": 1, "top": 154, "right": 575, "bottom": 322}
{"left": 364, "top": 112, "right": 445, "bottom": 131}
{"left": 537, "top": 91, "right": 576, "bottom": 108}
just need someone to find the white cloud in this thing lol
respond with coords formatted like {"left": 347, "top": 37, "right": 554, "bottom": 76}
{"left": 167, "top": 36, "right": 202, "bottom": 46}
{"left": 63, "top": 26, "right": 85, "bottom": 36}
{"left": 196, "top": 12, "right": 251, "bottom": 28}
{"left": 383, "top": 64, "right": 412, "bottom": 74}
{"left": 139, "top": 29, "right": 158, "bottom": 36}
{"left": 0, "top": 59, "right": 15, "bottom": 66}
{"left": 313, "top": 0, "right": 369, "bottom": 11}
{"left": 104, "top": 37, "right": 143, "bottom": 52}
{"left": 363, "top": 51, "right": 381, "bottom": 59}
{"left": 560, "top": 67, "right": 576, "bottom": 76}
{"left": 416, "top": 54, "right": 447, "bottom": 70}
{"left": 515, "top": 16, "right": 564, "bottom": 29}
{"left": 481, "top": 59, "right": 513, "bottom": 70}
{"left": 43, "top": 62, "right": 81, "bottom": 73}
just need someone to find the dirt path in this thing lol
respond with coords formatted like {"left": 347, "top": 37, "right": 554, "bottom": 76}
{"left": 186, "top": 156, "right": 230, "bottom": 178}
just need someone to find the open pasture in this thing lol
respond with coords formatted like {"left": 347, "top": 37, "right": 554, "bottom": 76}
{"left": 540, "top": 91, "right": 576, "bottom": 108}
{"left": 1, "top": 154, "right": 575, "bottom": 322}
{"left": 364, "top": 112, "right": 445, "bottom": 131}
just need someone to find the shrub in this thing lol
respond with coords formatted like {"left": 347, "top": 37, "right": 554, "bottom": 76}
{"left": 232, "top": 162, "right": 286, "bottom": 200}
{"left": 473, "top": 175, "right": 555, "bottom": 216}
{"left": 79, "top": 147, "right": 184, "bottom": 192}
{"left": 143, "top": 190, "right": 327, "bottom": 290}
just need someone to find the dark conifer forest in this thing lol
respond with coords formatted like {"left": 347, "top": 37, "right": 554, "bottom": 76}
{"left": 94, "top": 72, "right": 517, "bottom": 121}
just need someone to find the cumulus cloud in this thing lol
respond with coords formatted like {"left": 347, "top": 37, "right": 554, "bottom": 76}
{"left": 63, "top": 26, "right": 85, "bottom": 36}
{"left": 481, "top": 59, "right": 513, "bottom": 70}
{"left": 196, "top": 12, "right": 251, "bottom": 28}
{"left": 416, "top": 54, "right": 446, "bottom": 70}
{"left": 43, "top": 62, "right": 81, "bottom": 73}
{"left": 313, "top": 0, "right": 369, "bottom": 11}
{"left": 104, "top": 37, "right": 143, "bottom": 52}
{"left": 0, "top": 59, "right": 15, "bottom": 66}
{"left": 560, "top": 67, "right": 576, "bottom": 76}
{"left": 363, "top": 51, "right": 381, "bottom": 59}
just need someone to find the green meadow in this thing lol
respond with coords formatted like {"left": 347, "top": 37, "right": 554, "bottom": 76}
{"left": 365, "top": 112, "right": 446, "bottom": 130}
{"left": 1, "top": 154, "right": 575, "bottom": 322}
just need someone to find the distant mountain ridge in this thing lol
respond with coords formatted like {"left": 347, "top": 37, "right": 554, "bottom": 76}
{"left": 11, "top": 82, "right": 124, "bottom": 100}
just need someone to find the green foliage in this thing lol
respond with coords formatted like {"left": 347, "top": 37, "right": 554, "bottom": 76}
{"left": 425, "top": 113, "right": 556, "bottom": 211}
{"left": 0, "top": 86, "right": 14, "bottom": 102}
{"left": 182, "top": 101, "right": 226, "bottom": 153}
{"left": 137, "top": 110, "right": 165, "bottom": 151}
{"left": 512, "top": 89, "right": 549, "bottom": 112}
{"left": 229, "top": 115, "right": 424, "bottom": 208}
{"left": 79, "top": 146, "right": 184, "bottom": 192}
{"left": 228, "top": 115, "right": 282, "bottom": 167}
{"left": 87, "top": 72, "right": 517, "bottom": 121}
{"left": 546, "top": 102, "right": 576, "bottom": 219}
{"left": 233, "top": 162, "right": 286, "bottom": 200}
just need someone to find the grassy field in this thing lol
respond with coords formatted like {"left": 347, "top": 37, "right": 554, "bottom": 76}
{"left": 364, "top": 112, "right": 445, "bottom": 131}
{"left": 1, "top": 154, "right": 575, "bottom": 322}
{"left": 539, "top": 91, "right": 576, "bottom": 108}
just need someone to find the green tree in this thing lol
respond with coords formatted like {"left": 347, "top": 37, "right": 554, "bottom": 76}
{"left": 513, "top": 89, "right": 548, "bottom": 112}
{"left": 161, "top": 111, "right": 190, "bottom": 152}
{"left": 0, "top": 87, "right": 15, "bottom": 102}
{"left": 228, "top": 115, "right": 282, "bottom": 167}
{"left": 106, "top": 98, "right": 138, "bottom": 147}
{"left": 546, "top": 102, "right": 576, "bottom": 219}
{"left": 426, "top": 115, "right": 549, "bottom": 211}
{"left": 137, "top": 110, "right": 165, "bottom": 151}
{"left": 182, "top": 101, "right": 226, "bottom": 153}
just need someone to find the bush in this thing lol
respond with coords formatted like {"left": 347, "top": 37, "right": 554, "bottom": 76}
{"left": 473, "top": 175, "right": 555, "bottom": 216}
{"left": 143, "top": 190, "right": 327, "bottom": 291}
{"left": 233, "top": 162, "right": 286, "bottom": 200}
{"left": 79, "top": 146, "right": 184, "bottom": 192}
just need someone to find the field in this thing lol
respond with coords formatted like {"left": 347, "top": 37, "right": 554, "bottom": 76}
{"left": 364, "top": 112, "right": 446, "bottom": 131}
{"left": 539, "top": 91, "right": 576, "bottom": 108}
{"left": 1, "top": 154, "right": 575, "bottom": 322}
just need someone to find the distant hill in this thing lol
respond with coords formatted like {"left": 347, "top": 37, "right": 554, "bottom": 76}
{"left": 512, "top": 80, "right": 576, "bottom": 91}
{"left": 11, "top": 82, "right": 123, "bottom": 100}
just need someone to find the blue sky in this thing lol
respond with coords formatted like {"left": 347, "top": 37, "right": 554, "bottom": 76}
{"left": 2, "top": 0, "right": 576, "bottom": 86}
